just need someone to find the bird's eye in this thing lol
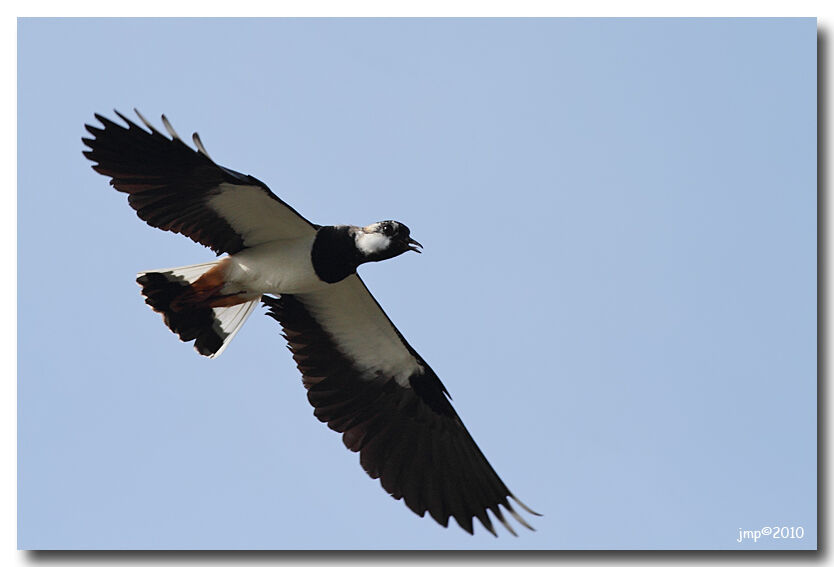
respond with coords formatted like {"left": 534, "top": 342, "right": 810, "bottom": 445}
{"left": 382, "top": 223, "right": 394, "bottom": 236}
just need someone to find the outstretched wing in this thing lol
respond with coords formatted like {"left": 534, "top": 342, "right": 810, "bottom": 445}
{"left": 263, "top": 276, "right": 539, "bottom": 536}
{"left": 82, "top": 110, "right": 317, "bottom": 255}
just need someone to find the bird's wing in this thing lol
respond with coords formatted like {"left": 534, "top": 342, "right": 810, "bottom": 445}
{"left": 263, "top": 275, "right": 539, "bottom": 536}
{"left": 82, "top": 110, "right": 317, "bottom": 255}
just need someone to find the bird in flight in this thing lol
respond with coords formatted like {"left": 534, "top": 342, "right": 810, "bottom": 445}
{"left": 82, "top": 110, "right": 539, "bottom": 536}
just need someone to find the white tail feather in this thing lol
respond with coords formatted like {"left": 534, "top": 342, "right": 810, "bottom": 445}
{"left": 207, "top": 299, "right": 259, "bottom": 358}
{"left": 138, "top": 260, "right": 220, "bottom": 284}
{"left": 137, "top": 260, "right": 259, "bottom": 358}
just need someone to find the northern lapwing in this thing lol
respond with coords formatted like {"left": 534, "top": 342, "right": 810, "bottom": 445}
{"left": 82, "top": 110, "right": 539, "bottom": 536}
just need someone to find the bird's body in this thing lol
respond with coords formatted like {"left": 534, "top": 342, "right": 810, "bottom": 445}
{"left": 224, "top": 236, "right": 325, "bottom": 295}
{"left": 83, "top": 110, "right": 538, "bottom": 536}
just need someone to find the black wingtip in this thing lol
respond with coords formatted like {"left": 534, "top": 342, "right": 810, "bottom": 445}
{"left": 84, "top": 123, "right": 104, "bottom": 136}
{"left": 94, "top": 112, "right": 119, "bottom": 129}
{"left": 509, "top": 494, "right": 542, "bottom": 518}
{"left": 133, "top": 108, "right": 160, "bottom": 134}
{"left": 113, "top": 108, "right": 131, "bottom": 125}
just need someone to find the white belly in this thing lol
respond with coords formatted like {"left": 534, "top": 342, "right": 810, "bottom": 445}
{"left": 223, "top": 237, "right": 327, "bottom": 295}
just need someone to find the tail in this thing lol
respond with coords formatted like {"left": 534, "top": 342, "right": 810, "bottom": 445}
{"left": 136, "top": 261, "right": 259, "bottom": 358}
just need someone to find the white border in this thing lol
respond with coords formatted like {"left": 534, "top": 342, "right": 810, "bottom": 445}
{"left": 6, "top": 3, "right": 830, "bottom": 566}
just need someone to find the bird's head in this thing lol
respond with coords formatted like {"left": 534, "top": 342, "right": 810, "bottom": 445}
{"left": 354, "top": 220, "right": 423, "bottom": 262}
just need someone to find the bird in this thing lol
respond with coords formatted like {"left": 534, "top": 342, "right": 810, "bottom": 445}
{"left": 82, "top": 110, "right": 539, "bottom": 536}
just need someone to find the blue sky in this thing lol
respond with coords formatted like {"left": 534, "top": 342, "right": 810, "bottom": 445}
{"left": 17, "top": 18, "right": 816, "bottom": 550}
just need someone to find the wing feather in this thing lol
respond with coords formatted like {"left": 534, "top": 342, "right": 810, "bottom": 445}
{"left": 262, "top": 285, "right": 539, "bottom": 536}
{"left": 83, "top": 110, "right": 316, "bottom": 255}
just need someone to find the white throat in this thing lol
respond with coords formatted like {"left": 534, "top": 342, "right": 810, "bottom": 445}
{"left": 355, "top": 232, "right": 391, "bottom": 256}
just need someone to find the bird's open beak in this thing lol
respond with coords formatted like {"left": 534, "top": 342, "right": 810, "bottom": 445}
{"left": 407, "top": 237, "right": 423, "bottom": 254}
